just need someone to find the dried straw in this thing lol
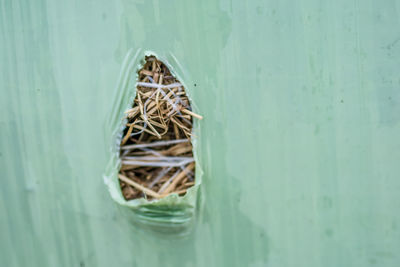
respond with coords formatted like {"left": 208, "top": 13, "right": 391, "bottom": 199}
{"left": 118, "top": 56, "right": 202, "bottom": 200}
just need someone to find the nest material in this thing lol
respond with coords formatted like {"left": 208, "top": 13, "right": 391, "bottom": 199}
{"left": 118, "top": 56, "right": 202, "bottom": 200}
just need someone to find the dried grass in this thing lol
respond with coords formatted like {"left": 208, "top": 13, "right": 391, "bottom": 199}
{"left": 118, "top": 56, "right": 202, "bottom": 200}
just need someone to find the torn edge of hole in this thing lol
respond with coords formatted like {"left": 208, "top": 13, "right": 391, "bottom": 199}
{"left": 103, "top": 49, "right": 204, "bottom": 234}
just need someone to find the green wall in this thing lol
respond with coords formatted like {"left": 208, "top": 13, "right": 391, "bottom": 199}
{"left": 1, "top": 0, "right": 399, "bottom": 266}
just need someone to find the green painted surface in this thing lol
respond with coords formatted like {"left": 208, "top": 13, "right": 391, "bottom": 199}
{"left": 1, "top": 0, "right": 400, "bottom": 266}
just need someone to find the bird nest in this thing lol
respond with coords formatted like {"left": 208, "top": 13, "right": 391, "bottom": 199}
{"left": 118, "top": 56, "right": 202, "bottom": 200}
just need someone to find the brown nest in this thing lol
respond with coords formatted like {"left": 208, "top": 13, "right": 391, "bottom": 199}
{"left": 118, "top": 56, "right": 202, "bottom": 200}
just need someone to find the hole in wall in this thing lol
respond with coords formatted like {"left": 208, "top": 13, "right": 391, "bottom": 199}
{"left": 118, "top": 56, "right": 202, "bottom": 201}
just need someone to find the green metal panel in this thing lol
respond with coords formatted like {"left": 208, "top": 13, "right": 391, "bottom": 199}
{"left": 1, "top": 0, "right": 399, "bottom": 266}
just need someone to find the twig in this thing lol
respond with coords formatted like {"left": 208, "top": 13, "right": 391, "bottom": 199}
{"left": 162, "top": 162, "right": 195, "bottom": 194}
{"left": 182, "top": 109, "right": 203, "bottom": 120}
{"left": 118, "top": 174, "right": 161, "bottom": 198}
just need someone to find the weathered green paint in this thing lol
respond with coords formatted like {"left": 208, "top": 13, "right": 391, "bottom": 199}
{"left": 1, "top": 0, "right": 399, "bottom": 266}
